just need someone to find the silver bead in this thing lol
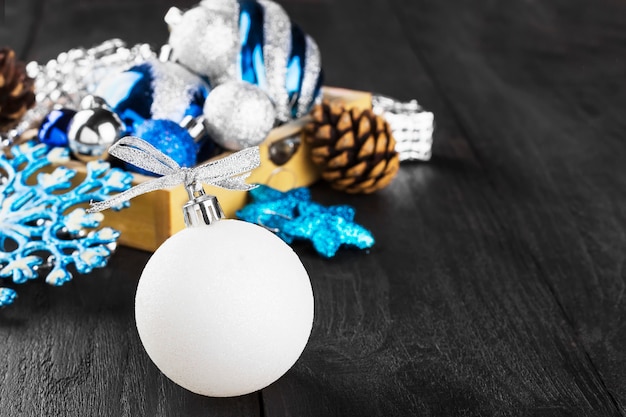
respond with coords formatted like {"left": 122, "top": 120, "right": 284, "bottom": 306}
{"left": 67, "top": 105, "right": 124, "bottom": 162}
{"left": 203, "top": 81, "right": 276, "bottom": 151}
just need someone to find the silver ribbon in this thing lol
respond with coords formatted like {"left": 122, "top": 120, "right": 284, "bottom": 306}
{"left": 88, "top": 136, "right": 260, "bottom": 212}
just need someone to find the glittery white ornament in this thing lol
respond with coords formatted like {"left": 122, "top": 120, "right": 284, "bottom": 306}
{"left": 89, "top": 137, "right": 314, "bottom": 398}
{"left": 203, "top": 81, "right": 276, "bottom": 150}
{"left": 136, "top": 220, "right": 314, "bottom": 397}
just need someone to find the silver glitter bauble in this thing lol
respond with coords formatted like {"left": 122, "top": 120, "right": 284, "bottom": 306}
{"left": 168, "top": 3, "right": 239, "bottom": 86}
{"left": 203, "top": 81, "right": 276, "bottom": 151}
{"left": 67, "top": 107, "right": 124, "bottom": 162}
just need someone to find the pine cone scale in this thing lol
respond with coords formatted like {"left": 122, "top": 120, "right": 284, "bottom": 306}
{"left": 357, "top": 136, "right": 375, "bottom": 159}
{"left": 328, "top": 151, "right": 350, "bottom": 168}
{"left": 357, "top": 115, "right": 370, "bottom": 137}
{"left": 336, "top": 131, "right": 355, "bottom": 150}
{"left": 347, "top": 161, "right": 368, "bottom": 177}
{"left": 336, "top": 112, "right": 350, "bottom": 130}
{"left": 370, "top": 160, "right": 386, "bottom": 177}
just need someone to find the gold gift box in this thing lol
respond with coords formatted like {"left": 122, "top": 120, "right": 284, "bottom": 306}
{"left": 63, "top": 87, "right": 371, "bottom": 252}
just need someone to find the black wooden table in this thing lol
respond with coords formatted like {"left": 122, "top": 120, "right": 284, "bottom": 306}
{"left": 2, "top": 0, "right": 626, "bottom": 415}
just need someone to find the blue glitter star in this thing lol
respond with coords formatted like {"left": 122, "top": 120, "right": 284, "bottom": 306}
{"left": 282, "top": 201, "right": 375, "bottom": 258}
{"left": 237, "top": 185, "right": 375, "bottom": 257}
{"left": 236, "top": 185, "right": 311, "bottom": 243}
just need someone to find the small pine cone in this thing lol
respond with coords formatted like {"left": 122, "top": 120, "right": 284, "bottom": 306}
{"left": 304, "top": 100, "right": 400, "bottom": 194}
{"left": 0, "top": 47, "right": 36, "bottom": 132}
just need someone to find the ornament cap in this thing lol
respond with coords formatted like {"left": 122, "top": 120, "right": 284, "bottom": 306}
{"left": 80, "top": 95, "right": 109, "bottom": 110}
{"left": 180, "top": 115, "right": 207, "bottom": 143}
{"left": 183, "top": 182, "right": 225, "bottom": 227}
{"left": 158, "top": 44, "right": 174, "bottom": 62}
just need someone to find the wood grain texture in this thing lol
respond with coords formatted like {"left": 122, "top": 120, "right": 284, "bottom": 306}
{"left": 1, "top": 0, "right": 625, "bottom": 415}
{"left": 386, "top": 0, "right": 626, "bottom": 413}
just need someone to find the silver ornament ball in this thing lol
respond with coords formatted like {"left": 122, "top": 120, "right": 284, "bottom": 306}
{"left": 204, "top": 81, "right": 276, "bottom": 151}
{"left": 68, "top": 107, "right": 124, "bottom": 162}
{"left": 168, "top": 4, "right": 239, "bottom": 86}
{"left": 203, "top": 81, "right": 276, "bottom": 151}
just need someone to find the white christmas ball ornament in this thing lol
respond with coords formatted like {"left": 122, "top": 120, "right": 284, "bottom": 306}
{"left": 135, "top": 219, "right": 314, "bottom": 397}
{"left": 203, "top": 81, "right": 276, "bottom": 151}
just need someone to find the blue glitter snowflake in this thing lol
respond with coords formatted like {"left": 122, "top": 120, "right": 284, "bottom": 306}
{"left": 0, "top": 142, "right": 133, "bottom": 307}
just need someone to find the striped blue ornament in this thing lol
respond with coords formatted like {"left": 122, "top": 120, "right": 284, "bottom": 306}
{"left": 95, "top": 59, "right": 210, "bottom": 135}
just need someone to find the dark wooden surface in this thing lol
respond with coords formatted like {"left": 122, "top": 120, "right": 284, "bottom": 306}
{"left": 2, "top": 0, "right": 625, "bottom": 415}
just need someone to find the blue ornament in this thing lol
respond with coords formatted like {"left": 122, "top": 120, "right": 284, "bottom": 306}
{"left": 238, "top": 0, "right": 323, "bottom": 120}
{"left": 37, "top": 108, "right": 77, "bottom": 148}
{"left": 0, "top": 142, "right": 133, "bottom": 307}
{"left": 236, "top": 185, "right": 374, "bottom": 257}
{"left": 95, "top": 59, "right": 210, "bottom": 134}
{"left": 128, "top": 119, "right": 198, "bottom": 175}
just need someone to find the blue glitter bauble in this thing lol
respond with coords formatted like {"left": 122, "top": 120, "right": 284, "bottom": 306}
{"left": 95, "top": 60, "right": 210, "bottom": 134}
{"left": 37, "top": 108, "right": 77, "bottom": 147}
{"left": 128, "top": 119, "right": 198, "bottom": 175}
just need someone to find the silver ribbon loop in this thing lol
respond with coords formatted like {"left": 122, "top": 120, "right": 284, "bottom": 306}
{"left": 88, "top": 136, "right": 260, "bottom": 213}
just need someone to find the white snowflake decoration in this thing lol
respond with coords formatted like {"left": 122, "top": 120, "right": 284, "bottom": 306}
{"left": 0, "top": 142, "right": 133, "bottom": 307}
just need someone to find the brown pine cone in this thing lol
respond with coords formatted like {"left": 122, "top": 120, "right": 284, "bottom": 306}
{"left": 304, "top": 100, "right": 400, "bottom": 194}
{"left": 0, "top": 47, "right": 36, "bottom": 132}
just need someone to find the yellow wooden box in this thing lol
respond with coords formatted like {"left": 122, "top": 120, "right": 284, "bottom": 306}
{"left": 71, "top": 87, "right": 371, "bottom": 252}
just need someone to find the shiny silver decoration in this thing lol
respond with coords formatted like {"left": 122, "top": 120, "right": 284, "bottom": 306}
{"left": 372, "top": 94, "right": 435, "bottom": 161}
{"left": 297, "top": 36, "right": 322, "bottom": 118}
{"left": 88, "top": 136, "right": 260, "bottom": 213}
{"left": 269, "top": 135, "right": 301, "bottom": 166}
{"left": 180, "top": 115, "right": 209, "bottom": 143}
{"left": 164, "top": 6, "right": 184, "bottom": 27}
{"left": 67, "top": 97, "right": 124, "bottom": 162}
{"left": 203, "top": 81, "right": 276, "bottom": 151}
{"left": 258, "top": 0, "right": 292, "bottom": 123}
{"left": 168, "top": 1, "right": 240, "bottom": 86}
{"left": 1, "top": 39, "right": 155, "bottom": 148}
{"left": 80, "top": 95, "right": 108, "bottom": 110}
{"left": 158, "top": 44, "right": 175, "bottom": 63}
{"left": 183, "top": 182, "right": 226, "bottom": 227}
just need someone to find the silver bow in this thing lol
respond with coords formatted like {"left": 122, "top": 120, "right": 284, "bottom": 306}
{"left": 88, "top": 136, "right": 260, "bottom": 212}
